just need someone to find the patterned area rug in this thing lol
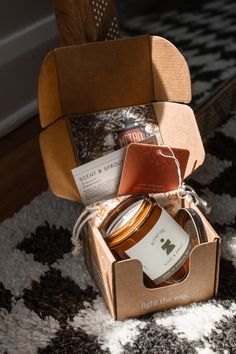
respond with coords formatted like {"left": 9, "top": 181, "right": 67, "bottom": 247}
{"left": 123, "top": 0, "right": 236, "bottom": 108}
{"left": 2, "top": 0, "right": 236, "bottom": 353}
{"left": 1, "top": 113, "right": 236, "bottom": 354}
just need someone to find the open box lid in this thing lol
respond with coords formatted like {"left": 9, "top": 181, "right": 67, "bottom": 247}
{"left": 39, "top": 35, "right": 192, "bottom": 127}
{"left": 38, "top": 35, "right": 205, "bottom": 202}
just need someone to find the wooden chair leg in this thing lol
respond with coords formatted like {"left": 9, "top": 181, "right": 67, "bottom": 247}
{"left": 53, "top": 0, "right": 120, "bottom": 46}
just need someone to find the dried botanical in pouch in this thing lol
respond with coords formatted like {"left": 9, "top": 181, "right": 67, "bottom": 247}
{"left": 67, "top": 104, "right": 162, "bottom": 164}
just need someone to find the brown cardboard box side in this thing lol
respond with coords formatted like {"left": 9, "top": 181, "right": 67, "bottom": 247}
{"left": 84, "top": 198, "right": 220, "bottom": 320}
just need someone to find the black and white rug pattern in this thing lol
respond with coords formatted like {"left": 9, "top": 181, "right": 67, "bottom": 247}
{"left": 1, "top": 115, "right": 236, "bottom": 353}
{"left": 2, "top": 0, "right": 236, "bottom": 352}
{"left": 123, "top": 0, "right": 236, "bottom": 107}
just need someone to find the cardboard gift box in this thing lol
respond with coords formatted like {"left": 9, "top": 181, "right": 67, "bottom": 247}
{"left": 38, "top": 35, "right": 221, "bottom": 320}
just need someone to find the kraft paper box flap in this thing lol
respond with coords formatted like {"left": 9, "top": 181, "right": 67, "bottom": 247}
{"left": 153, "top": 102, "right": 205, "bottom": 177}
{"left": 39, "top": 119, "right": 80, "bottom": 201}
{"left": 150, "top": 36, "right": 191, "bottom": 103}
{"left": 38, "top": 35, "right": 191, "bottom": 128}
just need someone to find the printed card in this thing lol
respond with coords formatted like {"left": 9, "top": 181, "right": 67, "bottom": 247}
{"left": 72, "top": 148, "right": 125, "bottom": 205}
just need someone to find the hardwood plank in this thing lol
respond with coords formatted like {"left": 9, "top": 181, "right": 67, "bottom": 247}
{"left": 0, "top": 117, "right": 48, "bottom": 222}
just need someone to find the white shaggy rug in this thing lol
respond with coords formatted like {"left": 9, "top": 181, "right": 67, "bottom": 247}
{"left": 1, "top": 112, "right": 236, "bottom": 354}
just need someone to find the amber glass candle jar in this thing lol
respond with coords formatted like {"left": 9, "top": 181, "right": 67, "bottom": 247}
{"left": 100, "top": 193, "right": 193, "bottom": 285}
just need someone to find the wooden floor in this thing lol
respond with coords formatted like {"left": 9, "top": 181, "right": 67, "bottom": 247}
{"left": 0, "top": 117, "right": 48, "bottom": 222}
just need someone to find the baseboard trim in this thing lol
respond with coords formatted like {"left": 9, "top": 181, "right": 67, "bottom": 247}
{"left": 0, "top": 15, "right": 58, "bottom": 137}
{"left": 0, "top": 100, "right": 38, "bottom": 138}
{"left": 0, "top": 15, "right": 57, "bottom": 67}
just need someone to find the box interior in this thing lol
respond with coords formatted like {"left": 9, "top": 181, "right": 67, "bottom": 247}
{"left": 40, "top": 101, "right": 205, "bottom": 202}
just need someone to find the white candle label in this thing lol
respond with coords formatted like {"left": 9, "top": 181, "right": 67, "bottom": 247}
{"left": 125, "top": 208, "right": 192, "bottom": 284}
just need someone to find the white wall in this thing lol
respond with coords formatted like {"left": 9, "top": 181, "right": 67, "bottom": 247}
{"left": 0, "top": 0, "right": 59, "bottom": 137}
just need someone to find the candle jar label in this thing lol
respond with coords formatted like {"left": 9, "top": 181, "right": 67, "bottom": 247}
{"left": 125, "top": 208, "right": 192, "bottom": 284}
